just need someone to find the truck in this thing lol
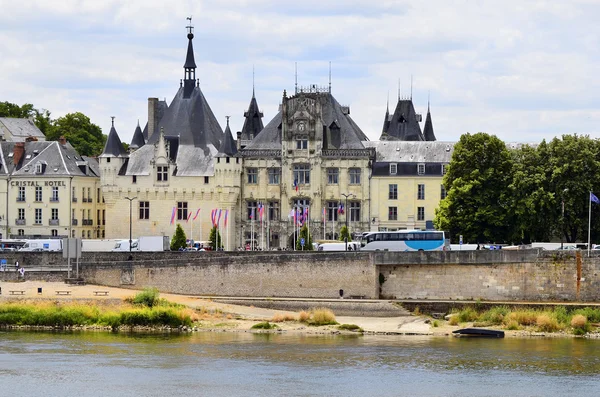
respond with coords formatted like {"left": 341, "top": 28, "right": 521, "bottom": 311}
{"left": 19, "top": 239, "right": 63, "bottom": 252}
{"left": 112, "top": 236, "right": 169, "bottom": 252}
{"left": 112, "top": 239, "right": 139, "bottom": 252}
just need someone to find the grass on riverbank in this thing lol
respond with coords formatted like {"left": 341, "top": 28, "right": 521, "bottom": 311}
{"left": 447, "top": 305, "right": 600, "bottom": 335}
{"left": 0, "top": 288, "right": 196, "bottom": 330}
{"left": 270, "top": 307, "right": 339, "bottom": 326}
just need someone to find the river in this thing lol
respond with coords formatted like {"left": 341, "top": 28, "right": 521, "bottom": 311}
{"left": 1, "top": 331, "right": 599, "bottom": 397}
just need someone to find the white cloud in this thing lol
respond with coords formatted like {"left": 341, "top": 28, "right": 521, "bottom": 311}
{"left": 0, "top": 0, "right": 599, "bottom": 145}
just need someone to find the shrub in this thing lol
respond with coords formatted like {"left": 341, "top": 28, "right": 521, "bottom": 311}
{"left": 505, "top": 320, "right": 520, "bottom": 330}
{"left": 536, "top": 314, "right": 561, "bottom": 332}
{"left": 338, "top": 324, "right": 363, "bottom": 332}
{"left": 507, "top": 310, "right": 538, "bottom": 326}
{"left": 553, "top": 306, "right": 570, "bottom": 325}
{"left": 573, "top": 307, "right": 600, "bottom": 323}
{"left": 571, "top": 314, "right": 590, "bottom": 335}
{"left": 432, "top": 320, "right": 440, "bottom": 328}
{"left": 448, "top": 315, "right": 459, "bottom": 326}
{"left": 479, "top": 306, "right": 509, "bottom": 325}
{"left": 271, "top": 314, "right": 296, "bottom": 322}
{"left": 251, "top": 321, "right": 277, "bottom": 329}
{"left": 298, "top": 310, "right": 311, "bottom": 322}
{"left": 310, "top": 307, "right": 337, "bottom": 326}
{"left": 457, "top": 307, "right": 479, "bottom": 323}
{"left": 132, "top": 288, "right": 160, "bottom": 308}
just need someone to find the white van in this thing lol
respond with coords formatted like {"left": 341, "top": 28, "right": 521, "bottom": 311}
{"left": 19, "top": 239, "right": 63, "bottom": 252}
{"left": 318, "top": 242, "right": 361, "bottom": 251}
{"left": 112, "top": 239, "right": 139, "bottom": 251}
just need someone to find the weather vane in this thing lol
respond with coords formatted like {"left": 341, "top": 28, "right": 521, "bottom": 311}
{"left": 186, "top": 16, "right": 193, "bottom": 35}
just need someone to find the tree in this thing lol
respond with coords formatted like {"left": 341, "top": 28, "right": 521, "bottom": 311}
{"left": 295, "top": 224, "right": 314, "bottom": 250}
{"left": 434, "top": 132, "right": 514, "bottom": 244}
{"left": 0, "top": 101, "right": 34, "bottom": 118}
{"left": 339, "top": 225, "right": 351, "bottom": 243}
{"left": 209, "top": 226, "right": 223, "bottom": 250}
{"left": 46, "top": 112, "right": 106, "bottom": 156}
{"left": 170, "top": 224, "right": 187, "bottom": 251}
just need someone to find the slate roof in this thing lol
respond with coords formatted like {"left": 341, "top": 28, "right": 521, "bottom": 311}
{"left": 423, "top": 106, "right": 436, "bottom": 141}
{"left": 142, "top": 100, "right": 168, "bottom": 141}
{"left": 0, "top": 118, "right": 46, "bottom": 142}
{"left": 130, "top": 122, "right": 145, "bottom": 149}
{"left": 0, "top": 141, "right": 99, "bottom": 177}
{"left": 100, "top": 123, "right": 127, "bottom": 158}
{"left": 363, "top": 141, "right": 455, "bottom": 163}
{"left": 184, "top": 33, "right": 197, "bottom": 69}
{"left": 218, "top": 119, "right": 238, "bottom": 156}
{"left": 239, "top": 93, "right": 264, "bottom": 141}
{"left": 245, "top": 91, "right": 367, "bottom": 150}
{"left": 381, "top": 99, "right": 424, "bottom": 141}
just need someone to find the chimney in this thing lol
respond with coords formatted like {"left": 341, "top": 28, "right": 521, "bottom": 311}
{"left": 59, "top": 136, "right": 66, "bottom": 145}
{"left": 13, "top": 142, "right": 25, "bottom": 165}
{"left": 148, "top": 98, "right": 159, "bottom": 141}
{"left": 25, "top": 136, "right": 38, "bottom": 142}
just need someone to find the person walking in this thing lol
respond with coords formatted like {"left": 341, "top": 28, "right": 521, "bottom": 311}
{"left": 14, "top": 260, "right": 19, "bottom": 271}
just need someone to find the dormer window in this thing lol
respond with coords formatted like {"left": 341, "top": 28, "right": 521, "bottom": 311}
{"left": 35, "top": 163, "right": 43, "bottom": 174}
{"left": 418, "top": 163, "right": 425, "bottom": 175}
{"left": 390, "top": 163, "right": 397, "bottom": 175}
{"left": 157, "top": 165, "right": 168, "bottom": 182}
{"left": 296, "top": 136, "right": 308, "bottom": 150}
{"left": 441, "top": 164, "right": 447, "bottom": 175}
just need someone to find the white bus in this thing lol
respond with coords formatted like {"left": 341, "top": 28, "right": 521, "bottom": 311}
{"left": 361, "top": 230, "right": 447, "bottom": 252}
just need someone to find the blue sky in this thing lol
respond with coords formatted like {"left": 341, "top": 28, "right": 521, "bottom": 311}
{"left": 1, "top": 0, "right": 599, "bottom": 144}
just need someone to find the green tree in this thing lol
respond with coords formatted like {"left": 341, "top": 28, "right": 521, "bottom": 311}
{"left": 339, "top": 225, "right": 351, "bottom": 243}
{"left": 434, "top": 132, "right": 514, "bottom": 244}
{"left": 170, "top": 224, "right": 187, "bottom": 251}
{"left": 209, "top": 226, "right": 223, "bottom": 250}
{"left": 295, "top": 224, "right": 314, "bottom": 250}
{"left": 46, "top": 112, "right": 106, "bottom": 156}
{"left": 0, "top": 101, "right": 35, "bottom": 118}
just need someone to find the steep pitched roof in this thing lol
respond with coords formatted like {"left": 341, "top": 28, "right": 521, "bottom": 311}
{"left": 423, "top": 105, "right": 436, "bottom": 141}
{"left": 130, "top": 122, "right": 145, "bottom": 149}
{"left": 381, "top": 99, "right": 424, "bottom": 141}
{"left": 219, "top": 118, "right": 238, "bottom": 156}
{"left": 240, "top": 93, "right": 264, "bottom": 141}
{"left": 0, "top": 118, "right": 46, "bottom": 141}
{"left": 100, "top": 122, "right": 127, "bottom": 157}
{"left": 364, "top": 141, "right": 454, "bottom": 163}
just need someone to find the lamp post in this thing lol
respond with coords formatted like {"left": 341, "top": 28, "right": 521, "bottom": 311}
{"left": 125, "top": 196, "right": 137, "bottom": 252}
{"left": 341, "top": 193, "right": 355, "bottom": 251}
{"left": 561, "top": 188, "right": 568, "bottom": 250}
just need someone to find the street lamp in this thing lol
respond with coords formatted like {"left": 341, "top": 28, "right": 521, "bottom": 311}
{"left": 341, "top": 193, "right": 355, "bottom": 251}
{"left": 124, "top": 196, "right": 137, "bottom": 252}
{"left": 561, "top": 188, "right": 568, "bottom": 250}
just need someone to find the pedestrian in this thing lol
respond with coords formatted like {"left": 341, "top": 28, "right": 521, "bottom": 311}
{"left": 15, "top": 260, "right": 19, "bottom": 271}
{"left": 19, "top": 267, "right": 25, "bottom": 278}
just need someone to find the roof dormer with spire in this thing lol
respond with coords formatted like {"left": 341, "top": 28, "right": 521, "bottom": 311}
{"left": 100, "top": 117, "right": 128, "bottom": 157}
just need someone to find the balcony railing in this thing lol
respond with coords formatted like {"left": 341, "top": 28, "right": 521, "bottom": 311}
{"left": 50, "top": 197, "right": 59, "bottom": 202}
{"left": 49, "top": 219, "right": 59, "bottom": 225}
{"left": 15, "top": 219, "right": 25, "bottom": 225}
{"left": 16, "top": 197, "right": 25, "bottom": 202}
{"left": 71, "top": 219, "right": 78, "bottom": 226}
{"left": 87, "top": 219, "right": 93, "bottom": 226}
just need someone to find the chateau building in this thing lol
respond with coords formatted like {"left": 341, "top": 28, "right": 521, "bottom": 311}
{"left": 0, "top": 137, "right": 103, "bottom": 239}
{"left": 100, "top": 23, "right": 453, "bottom": 248}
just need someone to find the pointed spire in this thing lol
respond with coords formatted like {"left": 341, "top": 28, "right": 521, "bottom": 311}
{"left": 241, "top": 90, "right": 264, "bottom": 140}
{"left": 382, "top": 93, "right": 391, "bottom": 134}
{"left": 101, "top": 117, "right": 127, "bottom": 157}
{"left": 220, "top": 116, "right": 238, "bottom": 156}
{"left": 130, "top": 121, "right": 145, "bottom": 150}
{"left": 183, "top": 17, "right": 196, "bottom": 80}
{"left": 423, "top": 98, "right": 436, "bottom": 141}
{"left": 252, "top": 64, "right": 255, "bottom": 98}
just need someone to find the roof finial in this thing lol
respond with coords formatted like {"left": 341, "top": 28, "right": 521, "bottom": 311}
{"left": 252, "top": 64, "right": 255, "bottom": 98}
{"left": 186, "top": 16, "right": 194, "bottom": 39}
{"left": 225, "top": 115, "right": 230, "bottom": 127}
{"left": 137, "top": 119, "right": 140, "bottom": 127}
{"left": 386, "top": 91, "right": 389, "bottom": 112}
{"left": 328, "top": 61, "right": 332, "bottom": 93}
{"left": 295, "top": 62, "right": 298, "bottom": 94}
{"left": 111, "top": 116, "right": 115, "bottom": 127}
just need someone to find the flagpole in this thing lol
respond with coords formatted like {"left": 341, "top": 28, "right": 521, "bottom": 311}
{"left": 589, "top": 192, "right": 592, "bottom": 257}
{"left": 323, "top": 207, "right": 326, "bottom": 240}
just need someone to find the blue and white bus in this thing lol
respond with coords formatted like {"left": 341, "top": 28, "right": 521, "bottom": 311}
{"left": 361, "top": 230, "right": 447, "bottom": 252}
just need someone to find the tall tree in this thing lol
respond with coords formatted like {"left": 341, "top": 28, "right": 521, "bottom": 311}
{"left": 209, "top": 226, "right": 223, "bottom": 250}
{"left": 46, "top": 112, "right": 106, "bottom": 156}
{"left": 295, "top": 224, "right": 314, "bottom": 250}
{"left": 170, "top": 224, "right": 187, "bottom": 251}
{"left": 0, "top": 101, "right": 34, "bottom": 118}
{"left": 435, "top": 133, "right": 514, "bottom": 244}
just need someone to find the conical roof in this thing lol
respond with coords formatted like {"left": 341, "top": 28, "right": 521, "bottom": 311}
{"left": 219, "top": 119, "right": 238, "bottom": 156}
{"left": 423, "top": 106, "right": 436, "bottom": 141}
{"left": 100, "top": 121, "right": 127, "bottom": 157}
{"left": 240, "top": 93, "right": 264, "bottom": 141}
{"left": 184, "top": 33, "right": 197, "bottom": 69}
{"left": 130, "top": 122, "right": 145, "bottom": 149}
{"left": 381, "top": 99, "right": 424, "bottom": 141}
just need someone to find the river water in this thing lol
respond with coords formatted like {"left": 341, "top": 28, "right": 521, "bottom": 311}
{"left": 2, "top": 331, "right": 600, "bottom": 397}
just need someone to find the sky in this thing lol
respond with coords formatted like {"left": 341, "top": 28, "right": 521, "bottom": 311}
{"left": 1, "top": 0, "right": 599, "bottom": 145}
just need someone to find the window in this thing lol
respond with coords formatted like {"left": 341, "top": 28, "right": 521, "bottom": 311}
{"left": 327, "top": 201, "right": 339, "bottom": 222}
{"left": 390, "top": 163, "right": 397, "bottom": 175}
{"left": 82, "top": 188, "right": 85, "bottom": 201}
{"left": 35, "top": 208, "right": 42, "bottom": 224}
{"left": 51, "top": 187, "right": 59, "bottom": 202}
{"left": 51, "top": 208, "right": 58, "bottom": 220}
{"left": 268, "top": 168, "right": 281, "bottom": 184}
{"left": 106, "top": 158, "right": 110, "bottom": 163}
{"left": 97, "top": 210, "right": 100, "bottom": 225}
{"left": 71, "top": 230, "right": 75, "bottom": 237}
{"left": 226, "top": 157, "right": 230, "bottom": 164}
{"left": 296, "top": 136, "right": 308, "bottom": 149}
{"left": 417, "top": 207, "right": 425, "bottom": 221}
{"left": 327, "top": 168, "right": 339, "bottom": 184}
{"left": 204, "top": 176, "right": 209, "bottom": 184}
{"left": 441, "top": 185, "right": 447, "bottom": 199}
{"left": 87, "top": 187, "right": 91, "bottom": 201}
{"left": 18, "top": 229, "right": 24, "bottom": 236}
{"left": 102, "top": 230, "right": 105, "bottom": 238}
{"left": 87, "top": 230, "right": 91, "bottom": 238}
{"left": 87, "top": 209, "right": 91, "bottom": 223}
{"left": 268, "top": 201, "right": 280, "bottom": 221}
{"left": 247, "top": 201, "right": 257, "bottom": 220}
{"left": 418, "top": 184, "right": 425, "bottom": 200}
{"left": 293, "top": 164, "right": 310, "bottom": 184}
{"left": 349, "top": 168, "right": 361, "bottom": 184}
{"left": 51, "top": 229, "right": 58, "bottom": 237}
{"left": 388, "top": 207, "right": 398, "bottom": 221}
{"left": 418, "top": 163, "right": 425, "bottom": 175}
{"left": 72, "top": 186, "right": 76, "bottom": 202}
{"left": 72, "top": 209, "right": 75, "bottom": 222}
{"left": 35, "top": 186, "right": 42, "bottom": 202}
{"left": 18, "top": 208, "right": 25, "bottom": 220}
{"left": 97, "top": 188, "right": 100, "bottom": 203}
{"left": 389, "top": 184, "right": 398, "bottom": 200}
{"left": 102, "top": 210, "right": 105, "bottom": 225}
{"left": 17, "top": 187, "right": 25, "bottom": 202}
{"left": 247, "top": 168, "right": 258, "bottom": 184}
{"left": 82, "top": 230, "right": 85, "bottom": 238}
{"left": 157, "top": 166, "right": 168, "bottom": 182}
{"left": 139, "top": 201, "right": 150, "bottom": 220}
{"left": 349, "top": 202, "right": 361, "bottom": 222}
{"left": 35, "top": 163, "right": 43, "bottom": 174}
{"left": 442, "top": 164, "right": 447, "bottom": 175}
{"left": 177, "top": 202, "right": 188, "bottom": 220}
{"left": 132, "top": 175, "right": 137, "bottom": 184}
